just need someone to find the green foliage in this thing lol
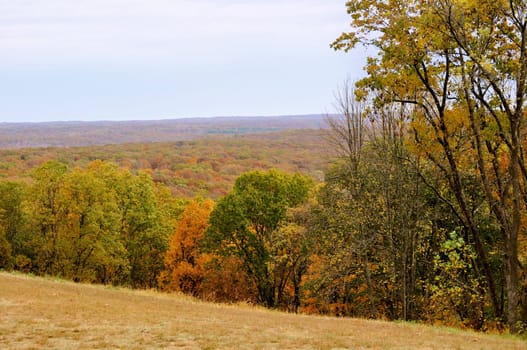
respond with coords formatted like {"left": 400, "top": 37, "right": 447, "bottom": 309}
{"left": 205, "top": 169, "right": 312, "bottom": 307}
{"left": 56, "top": 167, "right": 127, "bottom": 283}
{"left": 430, "top": 231, "right": 487, "bottom": 329}
{"left": 0, "top": 227, "right": 13, "bottom": 270}
{"left": 4, "top": 160, "right": 176, "bottom": 287}
{"left": 271, "top": 205, "right": 314, "bottom": 312}
{"left": 0, "top": 181, "right": 26, "bottom": 244}
{"left": 26, "top": 160, "right": 68, "bottom": 276}
{"left": 0, "top": 181, "right": 26, "bottom": 269}
{"left": 113, "top": 171, "right": 171, "bottom": 288}
{"left": 332, "top": 0, "right": 527, "bottom": 333}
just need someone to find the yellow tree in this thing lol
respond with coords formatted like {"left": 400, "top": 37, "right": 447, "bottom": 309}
{"left": 333, "top": 0, "right": 526, "bottom": 332}
{"left": 56, "top": 166, "right": 128, "bottom": 283}
{"left": 26, "top": 161, "right": 68, "bottom": 276}
{"left": 432, "top": 0, "right": 527, "bottom": 333}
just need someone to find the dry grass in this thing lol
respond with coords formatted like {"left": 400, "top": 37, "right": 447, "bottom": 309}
{"left": 0, "top": 272, "right": 524, "bottom": 349}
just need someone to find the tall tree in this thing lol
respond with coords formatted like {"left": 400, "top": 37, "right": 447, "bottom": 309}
{"left": 90, "top": 161, "right": 172, "bottom": 288}
{"left": 333, "top": 0, "right": 526, "bottom": 332}
{"left": 26, "top": 160, "right": 68, "bottom": 275}
{"left": 270, "top": 204, "right": 314, "bottom": 312}
{"left": 433, "top": 0, "right": 527, "bottom": 332}
{"left": 0, "top": 181, "right": 26, "bottom": 270}
{"left": 55, "top": 167, "right": 128, "bottom": 283}
{"left": 311, "top": 83, "right": 431, "bottom": 320}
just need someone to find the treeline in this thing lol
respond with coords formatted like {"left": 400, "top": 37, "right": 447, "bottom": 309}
{"left": 329, "top": 0, "right": 527, "bottom": 334}
{"left": 0, "top": 161, "right": 184, "bottom": 288}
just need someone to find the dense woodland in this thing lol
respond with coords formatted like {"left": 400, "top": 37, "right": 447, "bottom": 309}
{"left": 0, "top": 115, "right": 327, "bottom": 148}
{"left": 1, "top": 0, "right": 526, "bottom": 336}
{"left": 0, "top": 129, "right": 330, "bottom": 198}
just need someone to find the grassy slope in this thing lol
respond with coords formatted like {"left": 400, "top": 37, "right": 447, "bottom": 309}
{"left": 0, "top": 272, "right": 524, "bottom": 350}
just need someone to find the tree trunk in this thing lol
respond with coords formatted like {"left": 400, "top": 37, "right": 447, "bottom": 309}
{"left": 364, "top": 254, "right": 377, "bottom": 318}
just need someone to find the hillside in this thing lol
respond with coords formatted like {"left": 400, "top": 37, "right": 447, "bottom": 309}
{"left": 0, "top": 115, "right": 328, "bottom": 149}
{"left": 0, "top": 272, "right": 524, "bottom": 350}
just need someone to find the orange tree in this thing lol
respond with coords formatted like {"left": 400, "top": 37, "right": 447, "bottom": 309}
{"left": 159, "top": 198, "right": 214, "bottom": 296}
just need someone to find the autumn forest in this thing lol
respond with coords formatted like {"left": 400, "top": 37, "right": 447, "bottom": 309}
{"left": 1, "top": 0, "right": 526, "bottom": 336}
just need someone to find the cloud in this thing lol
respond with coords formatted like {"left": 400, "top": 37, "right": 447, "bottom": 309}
{"left": 0, "top": 0, "right": 349, "bottom": 67}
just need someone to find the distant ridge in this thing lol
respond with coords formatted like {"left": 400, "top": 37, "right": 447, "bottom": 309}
{"left": 0, "top": 115, "right": 329, "bottom": 149}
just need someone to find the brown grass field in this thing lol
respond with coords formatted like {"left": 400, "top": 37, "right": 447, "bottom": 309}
{"left": 0, "top": 272, "right": 524, "bottom": 349}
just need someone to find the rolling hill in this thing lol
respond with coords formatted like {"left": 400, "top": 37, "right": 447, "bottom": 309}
{"left": 0, "top": 115, "right": 328, "bottom": 148}
{"left": 0, "top": 272, "right": 524, "bottom": 350}
{"left": 0, "top": 128, "right": 335, "bottom": 198}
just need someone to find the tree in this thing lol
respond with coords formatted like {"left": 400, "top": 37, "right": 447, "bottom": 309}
{"left": 332, "top": 0, "right": 526, "bottom": 332}
{"left": 432, "top": 1, "right": 527, "bottom": 333}
{"left": 430, "top": 231, "right": 486, "bottom": 329}
{"left": 22, "top": 160, "right": 174, "bottom": 287}
{"left": 159, "top": 198, "right": 214, "bottom": 296}
{"left": 310, "top": 83, "right": 431, "bottom": 320}
{"left": 88, "top": 161, "right": 172, "bottom": 288}
{"left": 270, "top": 204, "right": 314, "bottom": 312}
{"left": 204, "top": 170, "right": 311, "bottom": 307}
{"left": 0, "top": 227, "right": 12, "bottom": 270}
{"left": 26, "top": 160, "right": 68, "bottom": 275}
{"left": 0, "top": 181, "right": 26, "bottom": 270}
{"left": 0, "top": 182, "right": 25, "bottom": 250}
{"left": 55, "top": 166, "right": 128, "bottom": 283}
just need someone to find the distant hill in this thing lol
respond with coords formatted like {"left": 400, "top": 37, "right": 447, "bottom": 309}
{"left": 0, "top": 115, "right": 329, "bottom": 148}
{"left": 0, "top": 129, "right": 332, "bottom": 198}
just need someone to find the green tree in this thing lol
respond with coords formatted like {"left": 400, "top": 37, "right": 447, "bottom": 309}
{"left": 204, "top": 170, "right": 311, "bottom": 307}
{"left": 114, "top": 169, "right": 172, "bottom": 288}
{"left": 80, "top": 161, "right": 173, "bottom": 288}
{"left": 310, "top": 85, "right": 431, "bottom": 320}
{"left": 26, "top": 160, "right": 68, "bottom": 275}
{"left": 55, "top": 167, "right": 128, "bottom": 283}
{"left": 0, "top": 181, "right": 27, "bottom": 270}
{"left": 0, "top": 227, "right": 12, "bottom": 270}
{"left": 430, "top": 231, "right": 486, "bottom": 329}
{"left": 0, "top": 182, "right": 25, "bottom": 249}
{"left": 271, "top": 204, "right": 314, "bottom": 312}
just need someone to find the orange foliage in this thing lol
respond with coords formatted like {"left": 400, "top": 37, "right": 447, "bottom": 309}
{"left": 158, "top": 198, "right": 257, "bottom": 302}
{"left": 159, "top": 199, "right": 214, "bottom": 296}
{"left": 200, "top": 256, "right": 257, "bottom": 303}
{"left": 0, "top": 129, "right": 332, "bottom": 200}
{"left": 186, "top": 156, "right": 199, "bottom": 165}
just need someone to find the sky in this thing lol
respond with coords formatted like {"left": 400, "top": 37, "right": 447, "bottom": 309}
{"left": 0, "top": 0, "right": 368, "bottom": 123}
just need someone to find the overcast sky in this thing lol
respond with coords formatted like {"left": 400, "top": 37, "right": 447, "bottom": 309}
{"left": 0, "top": 0, "right": 367, "bottom": 122}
